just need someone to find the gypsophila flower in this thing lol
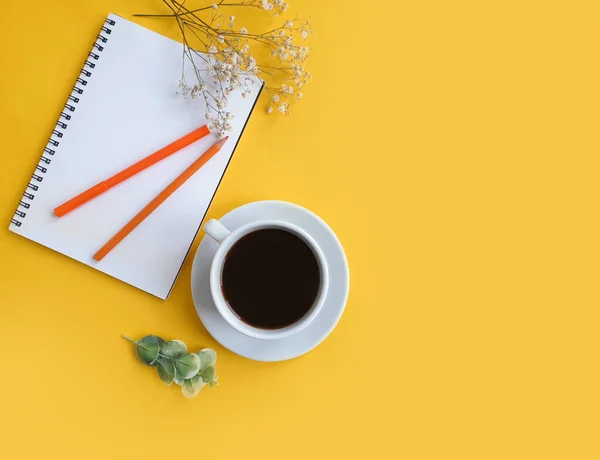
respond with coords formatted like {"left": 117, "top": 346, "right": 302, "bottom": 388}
{"left": 278, "top": 102, "right": 289, "bottom": 114}
{"left": 153, "top": 0, "right": 312, "bottom": 126}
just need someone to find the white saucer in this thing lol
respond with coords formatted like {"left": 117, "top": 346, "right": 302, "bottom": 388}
{"left": 191, "top": 200, "right": 350, "bottom": 362}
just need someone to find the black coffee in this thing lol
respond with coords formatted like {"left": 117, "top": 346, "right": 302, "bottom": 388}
{"left": 221, "top": 228, "right": 321, "bottom": 329}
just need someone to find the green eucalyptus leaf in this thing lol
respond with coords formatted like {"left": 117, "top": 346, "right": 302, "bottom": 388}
{"left": 197, "top": 348, "right": 217, "bottom": 370}
{"left": 124, "top": 335, "right": 219, "bottom": 397}
{"left": 157, "top": 358, "right": 175, "bottom": 386}
{"left": 201, "top": 365, "right": 217, "bottom": 383}
{"left": 149, "top": 337, "right": 165, "bottom": 366}
{"left": 174, "top": 373, "right": 185, "bottom": 386}
{"left": 175, "top": 353, "right": 201, "bottom": 380}
{"left": 160, "top": 340, "right": 187, "bottom": 359}
{"left": 182, "top": 374, "right": 206, "bottom": 399}
{"left": 135, "top": 335, "right": 161, "bottom": 366}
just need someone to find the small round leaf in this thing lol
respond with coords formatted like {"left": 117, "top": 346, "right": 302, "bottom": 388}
{"left": 149, "top": 337, "right": 165, "bottom": 366}
{"left": 197, "top": 348, "right": 217, "bottom": 370}
{"left": 135, "top": 335, "right": 161, "bottom": 366}
{"left": 160, "top": 340, "right": 187, "bottom": 359}
{"left": 157, "top": 358, "right": 175, "bottom": 386}
{"left": 175, "top": 353, "right": 201, "bottom": 380}
{"left": 201, "top": 365, "right": 217, "bottom": 383}
{"left": 182, "top": 374, "right": 206, "bottom": 399}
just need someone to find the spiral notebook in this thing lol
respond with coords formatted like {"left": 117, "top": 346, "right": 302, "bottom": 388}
{"left": 8, "top": 14, "right": 263, "bottom": 299}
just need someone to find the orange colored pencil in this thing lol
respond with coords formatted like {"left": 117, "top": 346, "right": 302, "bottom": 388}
{"left": 54, "top": 125, "right": 210, "bottom": 217}
{"left": 93, "top": 137, "right": 228, "bottom": 262}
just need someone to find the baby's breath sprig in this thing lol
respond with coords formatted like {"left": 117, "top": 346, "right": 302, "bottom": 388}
{"left": 123, "top": 335, "right": 218, "bottom": 398}
{"left": 135, "top": 0, "right": 313, "bottom": 134}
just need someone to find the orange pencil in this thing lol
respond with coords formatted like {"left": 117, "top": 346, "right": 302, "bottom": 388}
{"left": 93, "top": 137, "right": 228, "bottom": 262}
{"left": 54, "top": 125, "right": 210, "bottom": 217}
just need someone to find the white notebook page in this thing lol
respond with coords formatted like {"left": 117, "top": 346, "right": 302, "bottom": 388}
{"left": 9, "top": 13, "right": 262, "bottom": 299}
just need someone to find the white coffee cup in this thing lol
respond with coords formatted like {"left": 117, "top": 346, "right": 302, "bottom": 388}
{"left": 204, "top": 219, "right": 329, "bottom": 340}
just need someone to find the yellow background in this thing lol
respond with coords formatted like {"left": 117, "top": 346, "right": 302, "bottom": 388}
{"left": 1, "top": 0, "right": 599, "bottom": 458}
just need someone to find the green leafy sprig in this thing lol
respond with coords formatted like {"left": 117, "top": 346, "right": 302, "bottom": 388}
{"left": 124, "top": 335, "right": 218, "bottom": 398}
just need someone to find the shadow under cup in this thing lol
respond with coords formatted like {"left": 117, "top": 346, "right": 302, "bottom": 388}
{"left": 207, "top": 220, "right": 329, "bottom": 340}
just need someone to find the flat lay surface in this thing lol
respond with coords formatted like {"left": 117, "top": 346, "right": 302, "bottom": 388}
{"left": 1, "top": 1, "right": 599, "bottom": 459}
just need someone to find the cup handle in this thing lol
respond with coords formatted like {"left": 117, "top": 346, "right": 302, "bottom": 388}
{"left": 204, "top": 219, "right": 231, "bottom": 244}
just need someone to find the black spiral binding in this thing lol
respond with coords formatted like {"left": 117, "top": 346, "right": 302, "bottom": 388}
{"left": 10, "top": 17, "right": 116, "bottom": 228}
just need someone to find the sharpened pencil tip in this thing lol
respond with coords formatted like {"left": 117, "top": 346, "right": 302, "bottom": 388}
{"left": 215, "top": 136, "right": 229, "bottom": 148}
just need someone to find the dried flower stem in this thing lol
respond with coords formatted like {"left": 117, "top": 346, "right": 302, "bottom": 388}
{"left": 136, "top": 0, "right": 313, "bottom": 130}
